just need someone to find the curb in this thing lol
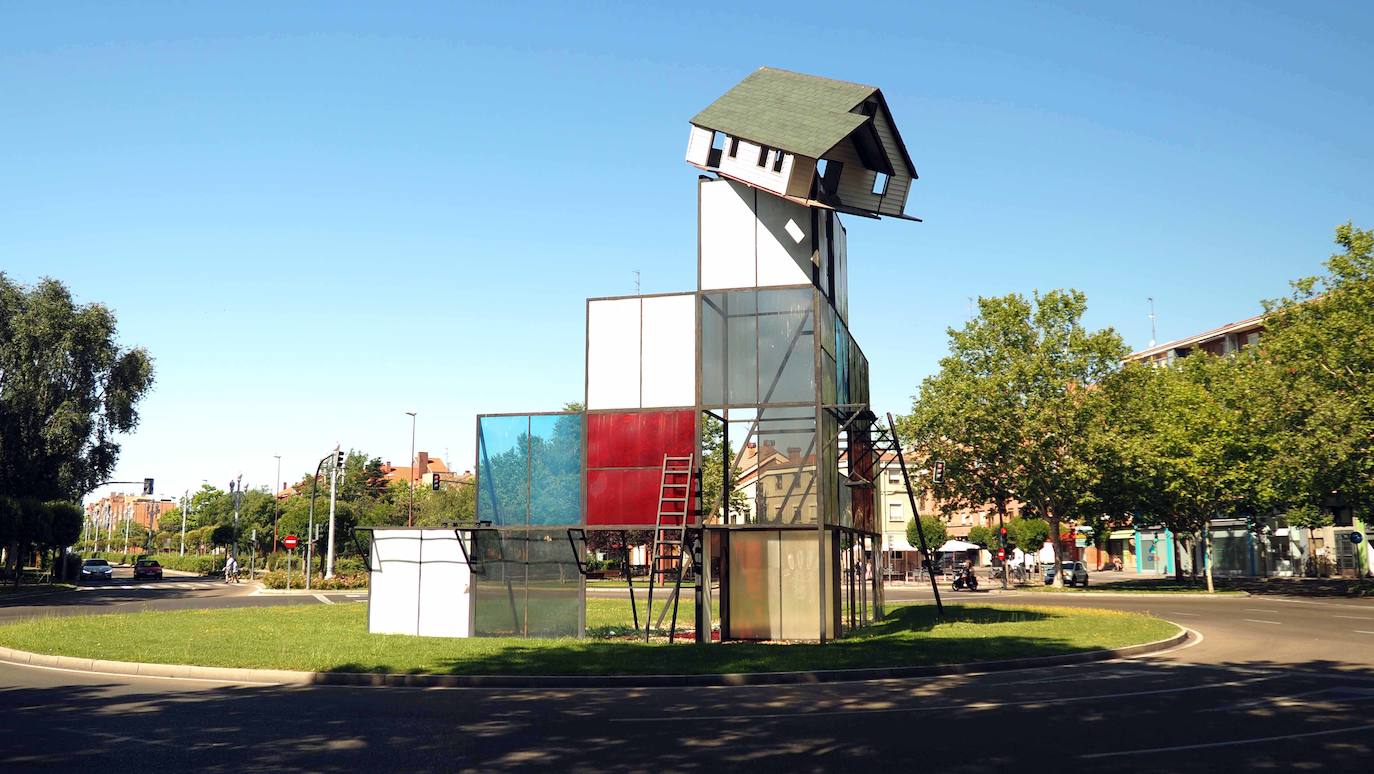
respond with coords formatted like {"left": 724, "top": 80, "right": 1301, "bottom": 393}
{"left": 1004, "top": 589, "right": 1251, "bottom": 599}
{"left": 0, "top": 626, "right": 1189, "bottom": 689}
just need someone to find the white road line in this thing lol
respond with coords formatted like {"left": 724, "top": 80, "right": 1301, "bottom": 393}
{"left": 1241, "top": 619, "right": 1281, "bottom": 625}
{"left": 1166, "top": 611, "right": 1200, "bottom": 616}
{"left": 1244, "top": 608, "right": 1277, "bottom": 613}
{"left": 1078, "top": 723, "right": 1374, "bottom": 759}
{"left": 1357, "top": 630, "right": 1374, "bottom": 635}
{"left": 313, "top": 593, "right": 335, "bottom": 605}
{"left": 1333, "top": 615, "right": 1374, "bottom": 621}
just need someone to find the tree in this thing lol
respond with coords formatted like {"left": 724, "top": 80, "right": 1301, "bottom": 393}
{"left": 967, "top": 525, "right": 995, "bottom": 548}
{"left": 701, "top": 413, "right": 751, "bottom": 523}
{"left": 906, "top": 515, "right": 947, "bottom": 567}
{"left": 902, "top": 291, "right": 1127, "bottom": 587}
{"left": 1007, "top": 516, "right": 1051, "bottom": 557}
{"left": 1259, "top": 223, "right": 1374, "bottom": 529}
{"left": 0, "top": 275, "right": 154, "bottom": 502}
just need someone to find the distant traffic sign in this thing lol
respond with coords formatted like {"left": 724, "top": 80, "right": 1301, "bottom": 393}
{"left": 283, "top": 534, "right": 299, "bottom": 550}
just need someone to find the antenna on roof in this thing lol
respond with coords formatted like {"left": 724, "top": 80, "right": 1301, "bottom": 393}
{"left": 1147, "top": 297, "right": 1157, "bottom": 347}
{"left": 634, "top": 270, "right": 641, "bottom": 296}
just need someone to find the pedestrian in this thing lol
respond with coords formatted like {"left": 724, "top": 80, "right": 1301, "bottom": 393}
{"left": 224, "top": 554, "right": 238, "bottom": 584}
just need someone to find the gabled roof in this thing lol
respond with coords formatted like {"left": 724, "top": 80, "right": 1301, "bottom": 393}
{"left": 691, "top": 67, "right": 877, "bottom": 160}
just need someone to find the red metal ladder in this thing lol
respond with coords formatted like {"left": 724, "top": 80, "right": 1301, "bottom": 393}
{"left": 644, "top": 453, "right": 695, "bottom": 640}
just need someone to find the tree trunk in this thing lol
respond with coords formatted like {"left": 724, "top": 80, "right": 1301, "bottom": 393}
{"left": 1203, "top": 525, "right": 1216, "bottom": 593}
{"left": 1174, "top": 532, "right": 1185, "bottom": 581}
{"left": 1050, "top": 511, "right": 1065, "bottom": 588}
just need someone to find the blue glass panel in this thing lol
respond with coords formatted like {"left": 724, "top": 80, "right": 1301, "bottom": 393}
{"left": 477, "top": 415, "right": 530, "bottom": 527}
{"left": 529, "top": 413, "right": 583, "bottom": 526}
{"left": 834, "top": 318, "right": 850, "bottom": 406}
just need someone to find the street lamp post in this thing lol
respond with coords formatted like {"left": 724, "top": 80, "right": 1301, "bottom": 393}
{"left": 272, "top": 454, "right": 282, "bottom": 552}
{"left": 230, "top": 474, "right": 243, "bottom": 566}
{"left": 406, "top": 411, "right": 417, "bottom": 527}
{"left": 180, "top": 489, "right": 188, "bottom": 556}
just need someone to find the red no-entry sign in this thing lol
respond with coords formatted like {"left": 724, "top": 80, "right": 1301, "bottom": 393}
{"left": 283, "top": 535, "right": 299, "bottom": 550}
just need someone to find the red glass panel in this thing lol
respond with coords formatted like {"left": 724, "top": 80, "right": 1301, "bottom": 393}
{"left": 586, "top": 469, "right": 664, "bottom": 526}
{"left": 586, "top": 410, "right": 695, "bottom": 469}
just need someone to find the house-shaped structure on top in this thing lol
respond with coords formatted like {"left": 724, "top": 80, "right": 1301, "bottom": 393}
{"left": 685, "top": 67, "right": 919, "bottom": 221}
{"left": 469, "top": 67, "right": 918, "bottom": 644}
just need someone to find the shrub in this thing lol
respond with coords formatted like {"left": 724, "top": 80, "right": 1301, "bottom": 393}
{"left": 260, "top": 570, "right": 368, "bottom": 590}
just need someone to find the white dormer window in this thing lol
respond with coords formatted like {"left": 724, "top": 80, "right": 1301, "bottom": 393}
{"left": 757, "top": 145, "right": 769, "bottom": 167}
{"left": 772, "top": 150, "right": 785, "bottom": 173}
{"left": 711, "top": 131, "right": 725, "bottom": 151}
{"left": 728, "top": 137, "right": 740, "bottom": 158}
{"left": 872, "top": 171, "right": 889, "bottom": 195}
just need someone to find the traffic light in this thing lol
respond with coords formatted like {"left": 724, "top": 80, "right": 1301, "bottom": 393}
{"left": 999, "top": 526, "right": 1008, "bottom": 545}
{"left": 335, "top": 450, "right": 345, "bottom": 468}
{"left": 431, "top": 476, "right": 441, "bottom": 491}
{"left": 933, "top": 460, "right": 945, "bottom": 485}
{"left": 142, "top": 478, "right": 154, "bottom": 495}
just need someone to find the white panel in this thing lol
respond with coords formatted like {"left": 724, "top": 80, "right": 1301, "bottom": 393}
{"left": 685, "top": 125, "right": 713, "bottom": 166}
{"left": 755, "top": 190, "right": 812, "bottom": 287}
{"left": 640, "top": 294, "right": 696, "bottom": 408}
{"left": 368, "top": 530, "right": 422, "bottom": 635}
{"left": 715, "top": 140, "right": 790, "bottom": 196}
{"left": 587, "top": 298, "right": 642, "bottom": 409}
{"left": 699, "top": 179, "right": 757, "bottom": 290}
{"left": 417, "top": 529, "right": 473, "bottom": 638}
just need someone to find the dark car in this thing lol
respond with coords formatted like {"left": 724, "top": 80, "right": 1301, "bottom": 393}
{"left": 133, "top": 558, "right": 163, "bottom": 581}
{"left": 81, "top": 558, "right": 114, "bottom": 582}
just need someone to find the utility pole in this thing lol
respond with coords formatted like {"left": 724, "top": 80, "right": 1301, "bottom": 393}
{"left": 325, "top": 446, "right": 340, "bottom": 579}
{"left": 1147, "top": 297, "right": 1157, "bottom": 348}
{"left": 122, "top": 502, "right": 131, "bottom": 555}
{"left": 405, "top": 411, "right": 417, "bottom": 527}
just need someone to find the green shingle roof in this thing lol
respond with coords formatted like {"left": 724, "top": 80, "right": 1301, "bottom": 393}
{"left": 690, "top": 67, "right": 877, "bottom": 160}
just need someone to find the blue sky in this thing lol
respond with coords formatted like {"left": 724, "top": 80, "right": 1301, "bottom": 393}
{"left": 3, "top": 1, "right": 1372, "bottom": 502}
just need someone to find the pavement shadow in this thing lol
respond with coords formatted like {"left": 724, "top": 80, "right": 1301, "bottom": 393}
{"left": 2, "top": 655, "right": 1372, "bottom": 772}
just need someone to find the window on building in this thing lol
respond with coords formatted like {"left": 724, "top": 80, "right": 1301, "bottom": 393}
{"left": 757, "top": 145, "right": 770, "bottom": 167}
{"left": 1245, "top": 331, "right": 1260, "bottom": 348}
{"left": 872, "top": 171, "right": 889, "bottom": 195}
{"left": 888, "top": 470, "right": 900, "bottom": 485}
{"left": 772, "top": 149, "right": 785, "bottom": 173}
{"left": 888, "top": 502, "right": 903, "bottom": 522}
{"left": 710, "top": 131, "right": 725, "bottom": 151}
{"left": 728, "top": 137, "right": 740, "bottom": 158}
{"left": 774, "top": 477, "right": 784, "bottom": 492}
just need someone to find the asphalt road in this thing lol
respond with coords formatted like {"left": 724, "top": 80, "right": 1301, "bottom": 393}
{"left": 2, "top": 577, "right": 1372, "bottom": 772}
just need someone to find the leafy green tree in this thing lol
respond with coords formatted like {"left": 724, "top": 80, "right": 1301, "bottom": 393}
{"left": 1259, "top": 223, "right": 1374, "bottom": 527}
{"left": 1007, "top": 516, "right": 1051, "bottom": 556}
{"left": 902, "top": 291, "right": 1126, "bottom": 586}
{"left": 701, "top": 413, "right": 751, "bottom": 523}
{"left": 967, "top": 525, "right": 995, "bottom": 547}
{"left": 906, "top": 515, "right": 948, "bottom": 565}
{"left": 0, "top": 275, "right": 154, "bottom": 501}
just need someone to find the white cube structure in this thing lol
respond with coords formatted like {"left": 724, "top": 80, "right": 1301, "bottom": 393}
{"left": 366, "top": 527, "right": 474, "bottom": 638}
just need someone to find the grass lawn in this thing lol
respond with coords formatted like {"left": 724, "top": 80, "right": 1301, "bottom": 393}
{"left": 0, "top": 599, "right": 1177, "bottom": 676}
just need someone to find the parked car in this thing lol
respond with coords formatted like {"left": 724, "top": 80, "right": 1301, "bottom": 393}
{"left": 133, "top": 558, "right": 163, "bottom": 581}
{"left": 80, "top": 558, "right": 114, "bottom": 582}
{"left": 1044, "top": 560, "right": 1089, "bottom": 587}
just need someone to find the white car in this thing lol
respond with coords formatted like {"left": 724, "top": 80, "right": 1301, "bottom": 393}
{"left": 1044, "top": 560, "right": 1089, "bottom": 587}
{"left": 80, "top": 558, "right": 114, "bottom": 582}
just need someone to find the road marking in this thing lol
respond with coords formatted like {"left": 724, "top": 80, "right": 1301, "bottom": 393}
{"left": 1244, "top": 608, "right": 1277, "bottom": 613}
{"left": 1166, "top": 611, "right": 1200, "bottom": 616}
{"left": 1357, "top": 630, "right": 1374, "bottom": 635}
{"left": 611, "top": 673, "right": 1282, "bottom": 723}
{"left": 1241, "top": 619, "right": 1281, "bottom": 625}
{"left": 1333, "top": 615, "right": 1374, "bottom": 621}
{"left": 314, "top": 594, "right": 335, "bottom": 605}
{"left": 1078, "top": 723, "right": 1374, "bottom": 759}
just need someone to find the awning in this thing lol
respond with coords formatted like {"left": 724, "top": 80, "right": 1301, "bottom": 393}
{"left": 937, "top": 539, "right": 981, "bottom": 552}
{"left": 1109, "top": 529, "right": 1134, "bottom": 540}
{"left": 885, "top": 534, "right": 915, "bottom": 552}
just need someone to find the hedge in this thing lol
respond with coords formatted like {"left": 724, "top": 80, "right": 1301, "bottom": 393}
{"left": 260, "top": 571, "right": 368, "bottom": 590}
